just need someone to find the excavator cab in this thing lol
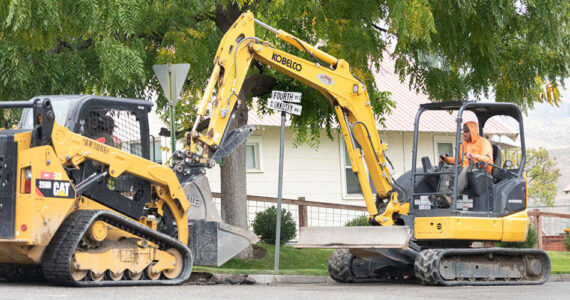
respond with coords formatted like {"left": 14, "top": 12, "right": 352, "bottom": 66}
{"left": 409, "top": 101, "right": 527, "bottom": 217}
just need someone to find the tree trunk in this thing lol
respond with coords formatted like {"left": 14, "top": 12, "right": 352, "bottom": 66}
{"left": 220, "top": 74, "right": 276, "bottom": 259}
{"left": 220, "top": 96, "right": 250, "bottom": 258}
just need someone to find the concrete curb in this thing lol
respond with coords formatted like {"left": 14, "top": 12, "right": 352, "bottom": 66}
{"left": 246, "top": 275, "right": 336, "bottom": 285}
{"left": 547, "top": 274, "right": 570, "bottom": 282}
{"left": 214, "top": 273, "right": 570, "bottom": 285}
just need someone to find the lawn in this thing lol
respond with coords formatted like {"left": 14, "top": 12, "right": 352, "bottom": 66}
{"left": 194, "top": 243, "right": 333, "bottom": 276}
{"left": 547, "top": 251, "right": 570, "bottom": 274}
{"left": 194, "top": 244, "right": 570, "bottom": 276}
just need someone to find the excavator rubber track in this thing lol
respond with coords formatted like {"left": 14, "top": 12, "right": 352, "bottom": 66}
{"left": 328, "top": 249, "right": 416, "bottom": 284}
{"left": 414, "top": 248, "right": 550, "bottom": 286}
{"left": 42, "top": 210, "right": 193, "bottom": 287}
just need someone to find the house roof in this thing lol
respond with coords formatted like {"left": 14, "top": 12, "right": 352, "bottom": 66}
{"left": 247, "top": 53, "right": 515, "bottom": 136}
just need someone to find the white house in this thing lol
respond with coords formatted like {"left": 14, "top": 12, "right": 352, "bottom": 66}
{"left": 203, "top": 56, "right": 517, "bottom": 207}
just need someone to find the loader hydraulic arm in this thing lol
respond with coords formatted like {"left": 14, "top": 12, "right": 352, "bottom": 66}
{"left": 188, "top": 12, "right": 407, "bottom": 226}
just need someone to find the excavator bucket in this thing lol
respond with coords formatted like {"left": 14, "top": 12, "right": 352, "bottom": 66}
{"left": 183, "top": 174, "right": 258, "bottom": 266}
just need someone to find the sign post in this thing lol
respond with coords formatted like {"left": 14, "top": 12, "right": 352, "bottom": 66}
{"left": 268, "top": 91, "right": 302, "bottom": 271}
{"left": 153, "top": 63, "right": 190, "bottom": 154}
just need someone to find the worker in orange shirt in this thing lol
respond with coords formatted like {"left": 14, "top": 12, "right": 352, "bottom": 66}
{"left": 436, "top": 121, "right": 493, "bottom": 206}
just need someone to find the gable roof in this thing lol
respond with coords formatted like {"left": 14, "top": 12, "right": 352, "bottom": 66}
{"left": 248, "top": 53, "right": 515, "bottom": 136}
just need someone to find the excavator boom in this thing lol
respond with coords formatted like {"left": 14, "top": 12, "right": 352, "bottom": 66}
{"left": 187, "top": 12, "right": 404, "bottom": 226}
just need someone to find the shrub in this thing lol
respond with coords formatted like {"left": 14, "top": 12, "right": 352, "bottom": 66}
{"left": 252, "top": 206, "right": 296, "bottom": 245}
{"left": 564, "top": 234, "right": 570, "bottom": 251}
{"left": 345, "top": 215, "right": 371, "bottom": 226}
{"left": 496, "top": 223, "right": 538, "bottom": 248}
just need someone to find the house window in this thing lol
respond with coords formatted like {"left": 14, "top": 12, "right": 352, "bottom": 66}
{"left": 434, "top": 135, "right": 455, "bottom": 163}
{"left": 341, "top": 134, "right": 384, "bottom": 198}
{"left": 128, "top": 139, "right": 163, "bottom": 164}
{"left": 344, "top": 149, "right": 374, "bottom": 194}
{"left": 245, "top": 136, "right": 263, "bottom": 172}
{"left": 437, "top": 142, "right": 453, "bottom": 157}
{"left": 149, "top": 139, "right": 163, "bottom": 164}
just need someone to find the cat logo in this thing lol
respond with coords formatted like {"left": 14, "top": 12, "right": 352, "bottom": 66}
{"left": 36, "top": 179, "right": 76, "bottom": 199}
{"left": 54, "top": 181, "right": 71, "bottom": 197}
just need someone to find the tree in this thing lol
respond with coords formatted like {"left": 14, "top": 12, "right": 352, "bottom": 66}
{"left": 505, "top": 147, "right": 561, "bottom": 206}
{"left": 1, "top": 0, "right": 568, "bottom": 255}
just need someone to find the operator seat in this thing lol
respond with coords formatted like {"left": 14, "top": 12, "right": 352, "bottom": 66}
{"left": 491, "top": 144, "right": 502, "bottom": 180}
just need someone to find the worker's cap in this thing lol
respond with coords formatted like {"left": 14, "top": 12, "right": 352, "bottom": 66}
{"left": 101, "top": 116, "right": 116, "bottom": 129}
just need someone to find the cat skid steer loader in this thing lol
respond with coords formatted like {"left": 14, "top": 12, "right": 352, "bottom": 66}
{"left": 0, "top": 95, "right": 256, "bottom": 286}
{"left": 182, "top": 12, "right": 550, "bottom": 285}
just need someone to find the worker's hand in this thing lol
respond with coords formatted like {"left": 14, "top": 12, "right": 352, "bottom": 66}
{"left": 439, "top": 154, "right": 445, "bottom": 162}
{"left": 465, "top": 153, "right": 473, "bottom": 160}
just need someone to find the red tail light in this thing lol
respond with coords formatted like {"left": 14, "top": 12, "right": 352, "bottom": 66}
{"left": 23, "top": 168, "right": 32, "bottom": 194}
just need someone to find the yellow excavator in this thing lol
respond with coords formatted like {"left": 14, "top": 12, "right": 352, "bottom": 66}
{"left": 185, "top": 12, "right": 550, "bottom": 285}
{"left": 0, "top": 11, "right": 549, "bottom": 286}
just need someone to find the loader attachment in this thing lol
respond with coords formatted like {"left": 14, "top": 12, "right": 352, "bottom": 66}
{"left": 295, "top": 226, "right": 412, "bottom": 249}
{"left": 183, "top": 174, "right": 258, "bottom": 266}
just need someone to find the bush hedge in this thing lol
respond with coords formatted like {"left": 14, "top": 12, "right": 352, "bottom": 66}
{"left": 252, "top": 206, "right": 296, "bottom": 245}
{"left": 344, "top": 215, "right": 371, "bottom": 226}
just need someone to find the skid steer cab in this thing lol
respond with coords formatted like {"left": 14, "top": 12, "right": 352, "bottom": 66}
{"left": 0, "top": 95, "right": 256, "bottom": 286}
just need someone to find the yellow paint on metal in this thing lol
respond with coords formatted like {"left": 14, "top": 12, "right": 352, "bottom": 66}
{"left": 50, "top": 122, "right": 189, "bottom": 217}
{"left": 87, "top": 221, "right": 108, "bottom": 242}
{"left": 414, "top": 211, "right": 528, "bottom": 242}
{"left": 501, "top": 210, "right": 529, "bottom": 242}
{"left": 74, "top": 239, "right": 158, "bottom": 275}
{"left": 14, "top": 144, "right": 77, "bottom": 245}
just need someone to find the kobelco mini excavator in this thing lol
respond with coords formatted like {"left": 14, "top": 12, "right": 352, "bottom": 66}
{"left": 182, "top": 12, "right": 550, "bottom": 286}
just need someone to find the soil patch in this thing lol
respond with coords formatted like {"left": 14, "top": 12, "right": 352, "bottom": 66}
{"left": 252, "top": 244, "right": 266, "bottom": 259}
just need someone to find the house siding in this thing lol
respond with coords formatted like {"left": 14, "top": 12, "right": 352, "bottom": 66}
{"left": 206, "top": 126, "right": 443, "bottom": 206}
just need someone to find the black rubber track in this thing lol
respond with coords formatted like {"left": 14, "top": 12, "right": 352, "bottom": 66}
{"left": 328, "top": 249, "right": 354, "bottom": 283}
{"left": 414, "top": 248, "right": 550, "bottom": 286}
{"left": 41, "top": 210, "right": 193, "bottom": 287}
{"left": 328, "top": 249, "right": 416, "bottom": 283}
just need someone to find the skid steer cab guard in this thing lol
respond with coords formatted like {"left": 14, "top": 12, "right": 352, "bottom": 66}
{"left": 409, "top": 101, "right": 527, "bottom": 222}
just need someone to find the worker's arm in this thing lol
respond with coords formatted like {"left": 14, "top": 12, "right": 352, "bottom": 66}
{"left": 187, "top": 12, "right": 403, "bottom": 225}
{"left": 443, "top": 155, "right": 455, "bottom": 165}
{"left": 466, "top": 140, "right": 493, "bottom": 164}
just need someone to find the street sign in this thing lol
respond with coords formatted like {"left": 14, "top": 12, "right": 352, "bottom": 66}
{"left": 267, "top": 98, "right": 302, "bottom": 116}
{"left": 153, "top": 63, "right": 190, "bottom": 154}
{"left": 271, "top": 90, "right": 302, "bottom": 103}
{"left": 153, "top": 63, "right": 190, "bottom": 105}
{"left": 269, "top": 89, "right": 303, "bottom": 270}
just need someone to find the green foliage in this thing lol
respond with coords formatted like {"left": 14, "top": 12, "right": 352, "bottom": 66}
{"left": 547, "top": 251, "right": 570, "bottom": 274}
{"left": 505, "top": 147, "right": 561, "bottom": 207}
{"left": 1, "top": 0, "right": 568, "bottom": 139}
{"left": 344, "top": 215, "right": 371, "bottom": 226}
{"left": 496, "top": 222, "right": 538, "bottom": 248}
{"left": 392, "top": 0, "right": 569, "bottom": 108}
{"left": 252, "top": 206, "right": 296, "bottom": 245}
{"left": 565, "top": 234, "right": 570, "bottom": 252}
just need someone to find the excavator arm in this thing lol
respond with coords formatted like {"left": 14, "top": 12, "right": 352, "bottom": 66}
{"left": 187, "top": 12, "right": 407, "bottom": 226}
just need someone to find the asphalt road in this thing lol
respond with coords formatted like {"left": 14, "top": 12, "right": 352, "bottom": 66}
{"left": 1, "top": 282, "right": 569, "bottom": 300}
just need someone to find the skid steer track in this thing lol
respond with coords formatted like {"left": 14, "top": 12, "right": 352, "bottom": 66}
{"left": 414, "top": 248, "right": 550, "bottom": 286}
{"left": 42, "top": 210, "right": 193, "bottom": 287}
